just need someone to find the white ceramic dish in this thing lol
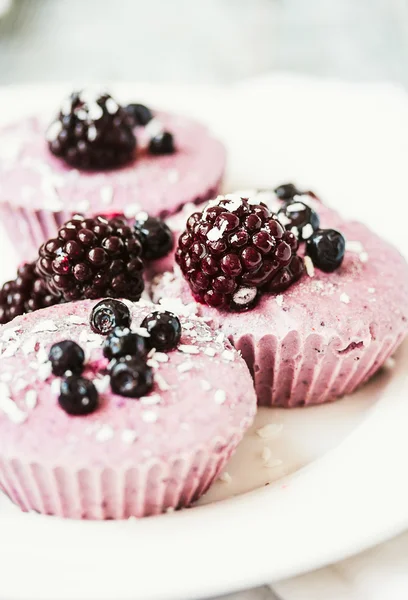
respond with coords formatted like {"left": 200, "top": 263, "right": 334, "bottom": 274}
{"left": 0, "top": 80, "right": 408, "bottom": 600}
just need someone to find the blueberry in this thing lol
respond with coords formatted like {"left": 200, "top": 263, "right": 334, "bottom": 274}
{"left": 141, "top": 311, "right": 181, "bottom": 352}
{"left": 90, "top": 299, "right": 131, "bottom": 335}
{"left": 125, "top": 103, "right": 153, "bottom": 126}
{"left": 49, "top": 340, "right": 85, "bottom": 376}
{"left": 148, "top": 131, "right": 175, "bottom": 155}
{"left": 230, "top": 286, "right": 259, "bottom": 311}
{"left": 277, "top": 201, "right": 320, "bottom": 241}
{"left": 134, "top": 215, "right": 174, "bottom": 260}
{"left": 103, "top": 327, "right": 147, "bottom": 361}
{"left": 274, "top": 183, "right": 301, "bottom": 201}
{"left": 306, "top": 229, "right": 346, "bottom": 272}
{"left": 110, "top": 358, "right": 154, "bottom": 398}
{"left": 58, "top": 376, "right": 98, "bottom": 415}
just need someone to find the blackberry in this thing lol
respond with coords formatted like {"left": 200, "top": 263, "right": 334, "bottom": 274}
{"left": 125, "top": 103, "right": 153, "bottom": 126}
{"left": 306, "top": 229, "right": 346, "bottom": 272}
{"left": 134, "top": 214, "right": 174, "bottom": 260}
{"left": 175, "top": 196, "right": 304, "bottom": 310}
{"left": 0, "top": 262, "right": 58, "bottom": 325}
{"left": 103, "top": 327, "right": 147, "bottom": 361}
{"left": 90, "top": 299, "right": 131, "bottom": 335}
{"left": 149, "top": 131, "right": 175, "bottom": 155}
{"left": 58, "top": 375, "right": 99, "bottom": 416}
{"left": 110, "top": 358, "right": 154, "bottom": 398}
{"left": 49, "top": 340, "right": 85, "bottom": 376}
{"left": 277, "top": 201, "right": 320, "bottom": 241}
{"left": 274, "top": 183, "right": 302, "bottom": 201}
{"left": 36, "top": 215, "right": 145, "bottom": 303}
{"left": 47, "top": 90, "right": 136, "bottom": 169}
{"left": 141, "top": 311, "right": 181, "bottom": 352}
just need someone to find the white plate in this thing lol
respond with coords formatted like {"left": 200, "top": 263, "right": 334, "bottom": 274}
{"left": 0, "top": 80, "right": 408, "bottom": 600}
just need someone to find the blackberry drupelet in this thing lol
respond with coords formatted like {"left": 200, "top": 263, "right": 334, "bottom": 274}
{"left": 36, "top": 215, "right": 145, "bottom": 303}
{"left": 0, "top": 262, "right": 58, "bottom": 325}
{"left": 134, "top": 214, "right": 174, "bottom": 260}
{"left": 90, "top": 299, "right": 131, "bottom": 335}
{"left": 58, "top": 375, "right": 99, "bottom": 416}
{"left": 277, "top": 201, "right": 320, "bottom": 241}
{"left": 49, "top": 340, "right": 85, "bottom": 376}
{"left": 306, "top": 229, "right": 346, "bottom": 272}
{"left": 47, "top": 90, "right": 136, "bottom": 169}
{"left": 110, "top": 358, "right": 154, "bottom": 398}
{"left": 148, "top": 131, "right": 175, "bottom": 155}
{"left": 175, "top": 196, "right": 304, "bottom": 310}
{"left": 103, "top": 327, "right": 147, "bottom": 361}
{"left": 141, "top": 311, "right": 181, "bottom": 352}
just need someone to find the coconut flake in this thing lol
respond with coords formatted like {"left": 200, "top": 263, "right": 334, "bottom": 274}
{"left": 0, "top": 394, "right": 27, "bottom": 424}
{"left": 123, "top": 203, "right": 141, "bottom": 219}
{"left": 38, "top": 361, "right": 52, "bottom": 381}
{"left": 218, "top": 472, "right": 232, "bottom": 483}
{"left": 94, "top": 376, "right": 111, "bottom": 394}
{"left": 261, "top": 446, "right": 272, "bottom": 464}
{"left": 256, "top": 423, "right": 283, "bottom": 438}
{"left": 22, "top": 337, "right": 37, "bottom": 356}
{"left": 25, "top": 390, "right": 38, "bottom": 410}
{"left": 177, "top": 361, "right": 193, "bottom": 373}
{"left": 221, "top": 349, "right": 235, "bottom": 362}
{"left": 2, "top": 342, "right": 20, "bottom": 358}
{"left": 178, "top": 345, "right": 200, "bottom": 355}
{"left": 359, "top": 252, "right": 369, "bottom": 263}
{"left": 201, "top": 379, "right": 212, "bottom": 391}
{"left": 32, "top": 319, "right": 58, "bottom": 333}
{"left": 214, "top": 389, "right": 226, "bottom": 405}
{"left": 140, "top": 394, "right": 161, "bottom": 406}
{"left": 204, "top": 347, "right": 216, "bottom": 357}
{"left": 141, "top": 411, "right": 158, "bottom": 423}
{"left": 304, "top": 255, "right": 315, "bottom": 277}
{"left": 154, "top": 352, "right": 169, "bottom": 363}
{"left": 346, "top": 241, "right": 364, "bottom": 253}
{"left": 121, "top": 429, "right": 138, "bottom": 444}
{"left": 100, "top": 185, "right": 114, "bottom": 205}
{"left": 340, "top": 293, "right": 350, "bottom": 304}
{"left": 155, "top": 373, "right": 170, "bottom": 391}
{"left": 95, "top": 424, "right": 114, "bottom": 442}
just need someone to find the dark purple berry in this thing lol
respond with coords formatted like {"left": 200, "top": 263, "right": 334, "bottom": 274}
{"left": 0, "top": 262, "right": 58, "bottom": 325}
{"left": 277, "top": 201, "right": 320, "bottom": 241}
{"left": 47, "top": 90, "right": 136, "bottom": 169}
{"left": 141, "top": 311, "right": 181, "bottom": 352}
{"left": 306, "top": 229, "right": 346, "bottom": 272}
{"left": 103, "top": 327, "right": 147, "bottom": 361}
{"left": 134, "top": 214, "right": 174, "bottom": 260}
{"left": 274, "top": 183, "right": 301, "bottom": 201}
{"left": 90, "top": 299, "right": 131, "bottom": 335}
{"left": 176, "top": 196, "right": 303, "bottom": 310}
{"left": 37, "top": 215, "right": 144, "bottom": 303}
{"left": 49, "top": 340, "right": 85, "bottom": 376}
{"left": 125, "top": 103, "right": 153, "bottom": 126}
{"left": 58, "top": 376, "right": 99, "bottom": 415}
{"left": 110, "top": 358, "right": 154, "bottom": 398}
{"left": 230, "top": 287, "right": 259, "bottom": 311}
{"left": 149, "top": 131, "right": 175, "bottom": 155}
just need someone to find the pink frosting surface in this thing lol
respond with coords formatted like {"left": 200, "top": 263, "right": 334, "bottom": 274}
{"left": 0, "top": 300, "right": 256, "bottom": 469}
{"left": 151, "top": 193, "right": 408, "bottom": 405}
{"left": 0, "top": 112, "right": 226, "bottom": 217}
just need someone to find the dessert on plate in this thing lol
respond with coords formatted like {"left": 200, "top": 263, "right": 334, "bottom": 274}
{"left": 151, "top": 185, "right": 408, "bottom": 407}
{"left": 0, "top": 90, "right": 226, "bottom": 259}
{"left": 0, "top": 299, "right": 256, "bottom": 519}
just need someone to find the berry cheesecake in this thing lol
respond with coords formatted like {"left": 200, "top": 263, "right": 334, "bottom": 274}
{"left": 151, "top": 188, "right": 408, "bottom": 407}
{"left": 0, "top": 90, "right": 226, "bottom": 260}
{"left": 0, "top": 299, "right": 256, "bottom": 519}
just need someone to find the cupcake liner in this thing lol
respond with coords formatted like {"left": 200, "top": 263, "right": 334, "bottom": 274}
{"left": 0, "top": 431, "right": 242, "bottom": 519}
{"left": 233, "top": 330, "right": 405, "bottom": 408}
{"left": 0, "top": 179, "right": 222, "bottom": 263}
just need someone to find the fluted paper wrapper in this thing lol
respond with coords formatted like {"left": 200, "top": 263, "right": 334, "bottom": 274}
{"left": 0, "top": 431, "right": 242, "bottom": 519}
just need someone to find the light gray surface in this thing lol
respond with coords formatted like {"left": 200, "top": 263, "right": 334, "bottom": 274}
{"left": 0, "top": 0, "right": 408, "bottom": 86}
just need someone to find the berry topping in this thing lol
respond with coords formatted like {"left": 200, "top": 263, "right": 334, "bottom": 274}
{"left": 90, "top": 299, "right": 131, "bottom": 335}
{"left": 306, "top": 229, "right": 346, "bottom": 273}
{"left": 58, "top": 375, "right": 99, "bottom": 415}
{"left": 134, "top": 214, "right": 174, "bottom": 260}
{"left": 0, "top": 262, "right": 58, "bottom": 325}
{"left": 277, "top": 201, "right": 320, "bottom": 241}
{"left": 141, "top": 311, "right": 181, "bottom": 352}
{"left": 149, "top": 131, "right": 175, "bottom": 155}
{"left": 49, "top": 340, "right": 85, "bottom": 376}
{"left": 176, "top": 196, "right": 304, "bottom": 309}
{"left": 230, "top": 286, "right": 259, "bottom": 311}
{"left": 47, "top": 90, "right": 136, "bottom": 169}
{"left": 110, "top": 358, "right": 154, "bottom": 398}
{"left": 125, "top": 103, "right": 153, "bottom": 126}
{"left": 274, "top": 183, "right": 301, "bottom": 201}
{"left": 36, "top": 215, "right": 144, "bottom": 303}
{"left": 103, "top": 327, "right": 147, "bottom": 361}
